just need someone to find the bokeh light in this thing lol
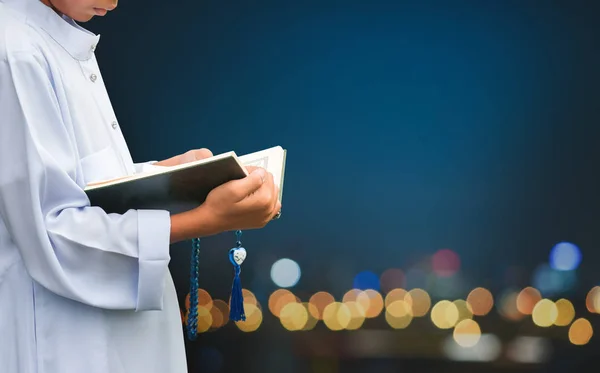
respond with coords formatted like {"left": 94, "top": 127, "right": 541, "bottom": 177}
{"left": 241, "top": 289, "right": 258, "bottom": 306}
{"left": 516, "top": 287, "right": 542, "bottom": 315}
{"left": 323, "top": 302, "right": 351, "bottom": 331}
{"left": 531, "top": 299, "right": 558, "bottom": 327}
{"left": 453, "top": 299, "right": 473, "bottom": 323}
{"left": 344, "top": 301, "right": 367, "bottom": 330}
{"left": 194, "top": 306, "right": 213, "bottom": 333}
{"left": 271, "top": 258, "right": 302, "bottom": 288}
{"left": 356, "top": 289, "right": 384, "bottom": 318}
{"left": 432, "top": 249, "right": 461, "bottom": 277}
{"left": 585, "top": 286, "right": 600, "bottom": 313}
{"left": 466, "top": 287, "right": 494, "bottom": 316}
{"left": 549, "top": 242, "right": 582, "bottom": 271}
{"left": 380, "top": 268, "right": 405, "bottom": 294}
{"left": 554, "top": 299, "right": 575, "bottom": 327}
{"left": 236, "top": 303, "right": 263, "bottom": 332}
{"left": 453, "top": 319, "right": 481, "bottom": 348}
{"left": 532, "top": 263, "right": 577, "bottom": 296}
{"left": 269, "top": 289, "right": 297, "bottom": 317}
{"left": 385, "top": 300, "right": 413, "bottom": 329}
{"left": 407, "top": 288, "right": 431, "bottom": 317}
{"left": 210, "top": 299, "right": 229, "bottom": 329}
{"left": 308, "top": 291, "right": 335, "bottom": 320}
{"left": 353, "top": 271, "right": 381, "bottom": 292}
{"left": 431, "top": 300, "right": 459, "bottom": 329}
{"left": 384, "top": 288, "right": 411, "bottom": 308}
{"left": 301, "top": 303, "right": 320, "bottom": 331}
{"left": 569, "top": 318, "right": 593, "bottom": 345}
{"left": 185, "top": 289, "right": 214, "bottom": 311}
{"left": 498, "top": 290, "right": 524, "bottom": 321}
{"left": 280, "top": 302, "right": 308, "bottom": 331}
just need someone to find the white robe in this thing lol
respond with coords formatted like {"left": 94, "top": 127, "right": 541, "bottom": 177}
{"left": 0, "top": 0, "right": 187, "bottom": 372}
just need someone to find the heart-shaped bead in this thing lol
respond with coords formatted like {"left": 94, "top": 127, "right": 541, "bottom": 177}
{"left": 230, "top": 247, "right": 247, "bottom": 266}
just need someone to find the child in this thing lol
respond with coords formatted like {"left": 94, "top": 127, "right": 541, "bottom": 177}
{"left": 0, "top": 1, "right": 281, "bottom": 372}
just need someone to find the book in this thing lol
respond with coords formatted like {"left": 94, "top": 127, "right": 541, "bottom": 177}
{"left": 84, "top": 146, "right": 287, "bottom": 215}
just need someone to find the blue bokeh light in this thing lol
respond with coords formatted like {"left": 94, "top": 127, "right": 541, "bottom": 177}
{"left": 532, "top": 263, "right": 577, "bottom": 296}
{"left": 549, "top": 242, "right": 582, "bottom": 271}
{"left": 353, "top": 270, "right": 380, "bottom": 291}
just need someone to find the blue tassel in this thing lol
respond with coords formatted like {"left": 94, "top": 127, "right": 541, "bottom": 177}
{"left": 186, "top": 238, "right": 201, "bottom": 341}
{"left": 229, "top": 250, "right": 246, "bottom": 321}
{"left": 229, "top": 231, "right": 247, "bottom": 322}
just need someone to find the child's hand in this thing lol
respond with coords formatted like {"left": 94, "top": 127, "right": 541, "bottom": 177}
{"left": 170, "top": 167, "right": 281, "bottom": 242}
{"left": 154, "top": 148, "right": 213, "bottom": 167}
{"left": 202, "top": 167, "right": 281, "bottom": 231}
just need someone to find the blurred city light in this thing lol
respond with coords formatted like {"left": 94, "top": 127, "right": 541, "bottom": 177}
{"left": 323, "top": 302, "right": 351, "bottom": 331}
{"left": 379, "top": 268, "right": 405, "bottom": 294}
{"left": 569, "top": 318, "right": 593, "bottom": 346}
{"left": 235, "top": 303, "right": 263, "bottom": 332}
{"left": 385, "top": 300, "right": 413, "bottom": 329}
{"left": 432, "top": 249, "right": 461, "bottom": 277}
{"left": 308, "top": 291, "right": 335, "bottom": 320}
{"left": 407, "top": 288, "right": 431, "bottom": 317}
{"left": 498, "top": 290, "right": 524, "bottom": 321}
{"left": 585, "top": 286, "right": 600, "bottom": 313}
{"left": 453, "top": 319, "right": 481, "bottom": 348}
{"left": 280, "top": 302, "right": 308, "bottom": 331}
{"left": 353, "top": 270, "right": 381, "bottom": 292}
{"left": 549, "top": 242, "right": 582, "bottom": 271}
{"left": 532, "top": 263, "right": 577, "bottom": 296}
{"left": 531, "top": 299, "right": 558, "bottom": 327}
{"left": 516, "top": 287, "right": 542, "bottom": 315}
{"left": 453, "top": 299, "right": 473, "bottom": 323}
{"left": 554, "top": 299, "right": 575, "bottom": 327}
{"left": 270, "top": 258, "right": 301, "bottom": 288}
{"left": 269, "top": 289, "right": 297, "bottom": 317}
{"left": 467, "top": 287, "right": 494, "bottom": 316}
{"left": 506, "top": 336, "right": 551, "bottom": 364}
{"left": 357, "top": 289, "right": 384, "bottom": 318}
{"left": 431, "top": 300, "right": 459, "bottom": 329}
{"left": 443, "top": 334, "right": 502, "bottom": 362}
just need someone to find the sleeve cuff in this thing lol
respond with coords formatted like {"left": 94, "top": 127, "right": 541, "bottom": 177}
{"left": 135, "top": 209, "right": 171, "bottom": 311}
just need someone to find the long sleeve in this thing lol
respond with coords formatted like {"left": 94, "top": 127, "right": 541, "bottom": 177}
{"left": 0, "top": 51, "right": 171, "bottom": 311}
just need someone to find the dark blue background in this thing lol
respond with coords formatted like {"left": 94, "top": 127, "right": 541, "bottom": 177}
{"left": 89, "top": 1, "right": 600, "bottom": 371}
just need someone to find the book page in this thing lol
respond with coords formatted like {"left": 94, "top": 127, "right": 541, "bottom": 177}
{"left": 238, "top": 146, "right": 285, "bottom": 189}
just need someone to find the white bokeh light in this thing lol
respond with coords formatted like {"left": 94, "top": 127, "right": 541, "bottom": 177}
{"left": 270, "top": 258, "right": 301, "bottom": 288}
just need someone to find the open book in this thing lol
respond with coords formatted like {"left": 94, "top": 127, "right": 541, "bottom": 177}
{"left": 84, "top": 146, "right": 286, "bottom": 215}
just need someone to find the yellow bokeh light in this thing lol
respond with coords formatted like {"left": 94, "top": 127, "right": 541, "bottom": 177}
{"left": 453, "top": 319, "right": 481, "bottom": 348}
{"left": 431, "top": 300, "right": 459, "bottom": 329}
{"left": 453, "top": 299, "right": 473, "bottom": 323}
{"left": 532, "top": 299, "right": 558, "bottom": 327}
{"left": 585, "top": 286, "right": 600, "bottom": 313}
{"left": 466, "top": 287, "right": 494, "bottom": 316}
{"left": 185, "top": 289, "right": 214, "bottom": 311}
{"left": 195, "top": 306, "right": 213, "bottom": 333}
{"left": 385, "top": 300, "right": 413, "bottom": 329}
{"left": 236, "top": 303, "right": 263, "bottom": 332}
{"left": 242, "top": 289, "right": 258, "bottom": 306}
{"left": 554, "top": 299, "right": 575, "bottom": 327}
{"left": 498, "top": 291, "right": 524, "bottom": 321}
{"left": 280, "top": 302, "right": 308, "bottom": 331}
{"left": 301, "top": 303, "right": 319, "bottom": 331}
{"left": 569, "top": 318, "right": 593, "bottom": 346}
{"left": 344, "top": 301, "right": 367, "bottom": 330}
{"left": 309, "top": 291, "right": 335, "bottom": 320}
{"left": 385, "top": 288, "right": 411, "bottom": 308}
{"left": 408, "top": 288, "right": 431, "bottom": 317}
{"left": 323, "top": 302, "right": 351, "bottom": 331}
{"left": 342, "top": 289, "right": 362, "bottom": 303}
{"left": 516, "top": 287, "right": 542, "bottom": 315}
{"left": 269, "top": 289, "right": 297, "bottom": 318}
{"left": 357, "top": 289, "right": 384, "bottom": 318}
